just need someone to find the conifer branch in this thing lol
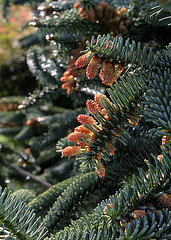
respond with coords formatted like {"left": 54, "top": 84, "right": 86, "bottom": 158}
{"left": 139, "top": 0, "right": 171, "bottom": 26}
{"left": 63, "top": 72, "right": 148, "bottom": 167}
{"left": 43, "top": 172, "right": 100, "bottom": 232}
{"left": 0, "top": 187, "right": 48, "bottom": 240}
{"left": 30, "top": 8, "right": 104, "bottom": 38}
{"left": 51, "top": 148, "right": 171, "bottom": 239}
{"left": 144, "top": 68, "right": 171, "bottom": 136}
{"left": 78, "top": 34, "right": 153, "bottom": 68}
{"left": 28, "top": 173, "right": 93, "bottom": 216}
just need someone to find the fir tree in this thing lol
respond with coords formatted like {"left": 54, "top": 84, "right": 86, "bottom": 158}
{"left": 0, "top": 0, "right": 171, "bottom": 239}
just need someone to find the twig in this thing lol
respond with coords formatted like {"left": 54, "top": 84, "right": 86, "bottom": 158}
{"left": 3, "top": 160, "right": 52, "bottom": 189}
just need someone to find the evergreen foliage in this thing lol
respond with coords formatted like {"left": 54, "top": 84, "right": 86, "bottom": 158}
{"left": 0, "top": 0, "right": 171, "bottom": 239}
{"left": 0, "top": 187, "right": 47, "bottom": 239}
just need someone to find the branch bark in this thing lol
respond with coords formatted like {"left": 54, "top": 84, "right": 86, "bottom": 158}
{"left": 3, "top": 160, "right": 52, "bottom": 189}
